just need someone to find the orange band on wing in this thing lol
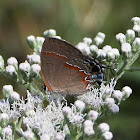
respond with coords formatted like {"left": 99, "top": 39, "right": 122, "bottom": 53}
{"left": 42, "top": 52, "right": 66, "bottom": 60}
{"left": 41, "top": 72, "right": 51, "bottom": 90}
{"left": 64, "top": 63, "right": 89, "bottom": 89}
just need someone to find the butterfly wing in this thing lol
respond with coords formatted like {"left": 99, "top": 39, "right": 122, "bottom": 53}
{"left": 41, "top": 38, "right": 96, "bottom": 95}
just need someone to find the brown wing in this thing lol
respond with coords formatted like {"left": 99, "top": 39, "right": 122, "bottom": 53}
{"left": 41, "top": 38, "right": 91, "bottom": 95}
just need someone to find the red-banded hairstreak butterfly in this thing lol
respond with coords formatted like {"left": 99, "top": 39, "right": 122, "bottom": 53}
{"left": 41, "top": 37, "right": 103, "bottom": 95}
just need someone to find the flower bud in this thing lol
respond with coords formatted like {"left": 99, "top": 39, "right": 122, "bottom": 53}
{"left": 108, "top": 104, "right": 119, "bottom": 114}
{"left": 132, "top": 37, "right": 140, "bottom": 51}
{"left": 0, "top": 55, "right": 4, "bottom": 71}
{"left": 27, "top": 35, "right": 36, "bottom": 49}
{"left": 87, "top": 110, "right": 99, "bottom": 121}
{"left": 93, "top": 37, "right": 104, "bottom": 46}
{"left": 121, "top": 43, "right": 132, "bottom": 57}
{"left": 105, "top": 98, "right": 115, "bottom": 105}
{"left": 133, "top": 25, "right": 140, "bottom": 33}
{"left": 111, "top": 48, "right": 120, "bottom": 59}
{"left": 76, "top": 42, "right": 90, "bottom": 55}
{"left": 22, "top": 130, "right": 36, "bottom": 140}
{"left": 30, "top": 64, "right": 41, "bottom": 77}
{"left": 7, "top": 57, "right": 18, "bottom": 68}
{"left": 83, "top": 120, "right": 94, "bottom": 128}
{"left": 116, "top": 33, "right": 126, "bottom": 44}
{"left": 2, "top": 85, "right": 13, "bottom": 98}
{"left": 2, "top": 126, "right": 12, "bottom": 139}
{"left": 97, "top": 49, "right": 106, "bottom": 60}
{"left": 10, "top": 91, "right": 20, "bottom": 102}
{"left": 36, "top": 37, "right": 45, "bottom": 47}
{"left": 122, "top": 86, "right": 132, "bottom": 99}
{"left": 74, "top": 100, "right": 85, "bottom": 112}
{"left": 84, "top": 126, "right": 95, "bottom": 136}
{"left": 106, "top": 51, "right": 115, "bottom": 61}
{"left": 5, "top": 65, "right": 17, "bottom": 78}
{"left": 102, "top": 45, "right": 112, "bottom": 53}
{"left": 27, "top": 53, "right": 41, "bottom": 64}
{"left": 89, "top": 45, "right": 98, "bottom": 56}
{"left": 44, "top": 29, "right": 56, "bottom": 37}
{"left": 19, "top": 61, "right": 31, "bottom": 73}
{"left": 97, "top": 123, "right": 110, "bottom": 134}
{"left": 62, "top": 106, "right": 71, "bottom": 116}
{"left": 0, "top": 113, "right": 9, "bottom": 127}
{"left": 126, "top": 29, "right": 135, "bottom": 43}
{"left": 97, "top": 32, "right": 105, "bottom": 40}
{"left": 83, "top": 37, "right": 92, "bottom": 46}
{"left": 40, "top": 134, "right": 50, "bottom": 140}
{"left": 112, "top": 90, "right": 123, "bottom": 102}
{"left": 131, "top": 17, "right": 140, "bottom": 25}
{"left": 55, "top": 132, "right": 65, "bottom": 140}
{"left": 101, "top": 131, "right": 113, "bottom": 140}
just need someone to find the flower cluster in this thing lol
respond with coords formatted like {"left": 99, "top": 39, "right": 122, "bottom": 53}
{"left": 0, "top": 17, "right": 139, "bottom": 140}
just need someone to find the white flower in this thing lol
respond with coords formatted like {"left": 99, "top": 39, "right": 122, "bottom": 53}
{"left": 55, "top": 132, "right": 65, "bottom": 140}
{"left": 19, "top": 61, "right": 31, "bottom": 73}
{"left": 40, "top": 134, "right": 50, "bottom": 140}
{"left": 126, "top": 29, "right": 135, "bottom": 43}
{"left": 87, "top": 110, "right": 99, "bottom": 121}
{"left": 105, "top": 98, "right": 115, "bottom": 105}
{"left": 62, "top": 106, "right": 71, "bottom": 116}
{"left": 111, "top": 48, "right": 120, "bottom": 59}
{"left": 0, "top": 55, "right": 4, "bottom": 70}
{"left": 84, "top": 126, "right": 95, "bottom": 136}
{"left": 131, "top": 17, "right": 140, "bottom": 25}
{"left": 121, "top": 43, "right": 132, "bottom": 57}
{"left": 94, "top": 37, "right": 104, "bottom": 46}
{"left": 106, "top": 51, "right": 115, "bottom": 61}
{"left": 101, "top": 131, "right": 113, "bottom": 140}
{"left": 27, "top": 35, "right": 36, "bottom": 49}
{"left": 97, "top": 32, "right": 105, "bottom": 40}
{"left": 0, "top": 113, "right": 9, "bottom": 127}
{"left": 78, "top": 79, "right": 116, "bottom": 109}
{"left": 76, "top": 42, "right": 90, "bottom": 55}
{"left": 27, "top": 52, "right": 41, "bottom": 64}
{"left": 102, "top": 45, "right": 112, "bottom": 53}
{"left": 74, "top": 100, "right": 85, "bottom": 112}
{"left": 112, "top": 90, "right": 123, "bottom": 101}
{"left": 83, "top": 120, "right": 93, "bottom": 128}
{"left": 6, "top": 65, "right": 16, "bottom": 76}
{"left": 106, "top": 48, "right": 120, "bottom": 60}
{"left": 2, "top": 85, "right": 13, "bottom": 98}
{"left": 2, "top": 125, "right": 12, "bottom": 138}
{"left": 97, "top": 123, "right": 110, "bottom": 134}
{"left": 68, "top": 105, "right": 85, "bottom": 125}
{"left": 132, "top": 37, "right": 140, "bottom": 51}
{"left": 30, "top": 64, "right": 41, "bottom": 75}
{"left": 97, "top": 49, "right": 106, "bottom": 60}
{"left": 122, "top": 86, "right": 132, "bottom": 99}
{"left": 7, "top": 57, "right": 18, "bottom": 67}
{"left": 22, "top": 129, "right": 35, "bottom": 139}
{"left": 133, "top": 25, "right": 140, "bottom": 32}
{"left": 116, "top": 33, "right": 126, "bottom": 44}
{"left": 10, "top": 91, "right": 20, "bottom": 102}
{"left": 36, "top": 37, "right": 45, "bottom": 46}
{"left": 108, "top": 104, "right": 119, "bottom": 114}
{"left": 83, "top": 37, "right": 92, "bottom": 46}
{"left": 89, "top": 45, "right": 98, "bottom": 56}
{"left": 44, "top": 29, "right": 56, "bottom": 37}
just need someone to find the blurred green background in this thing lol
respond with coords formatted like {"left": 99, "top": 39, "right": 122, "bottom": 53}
{"left": 0, "top": 0, "right": 140, "bottom": 139}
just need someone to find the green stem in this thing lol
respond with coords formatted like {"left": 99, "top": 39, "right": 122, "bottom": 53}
{"left": 115, "top": 49, "right": 140, "bottom": 81}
